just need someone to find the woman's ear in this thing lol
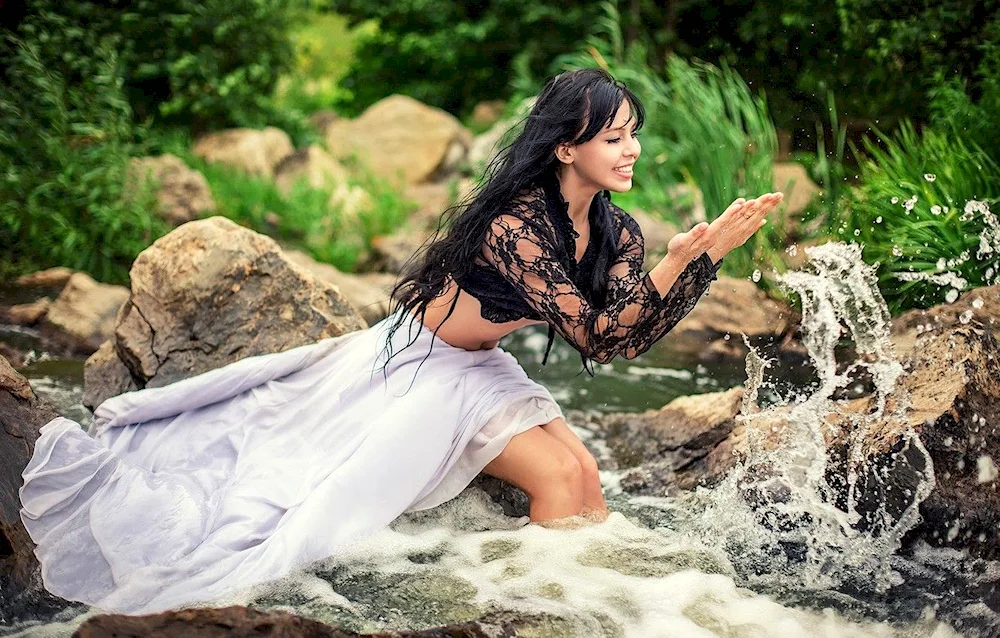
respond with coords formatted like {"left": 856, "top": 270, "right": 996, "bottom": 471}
{"left": 554, "top": 143, "right": 574, "bottom": 165}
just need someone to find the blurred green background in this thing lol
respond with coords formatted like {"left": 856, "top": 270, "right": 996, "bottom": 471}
{"left": 2, "top": 0, "right": 999, "bottom": 314}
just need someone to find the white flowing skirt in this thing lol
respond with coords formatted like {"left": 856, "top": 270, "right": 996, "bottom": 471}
{"left": 18, "top": 314, "right": 562, "bottom": 614}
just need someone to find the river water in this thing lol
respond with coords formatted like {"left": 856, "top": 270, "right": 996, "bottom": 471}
{"left": 2, "top": 243, "right": 998, "bottom": 637}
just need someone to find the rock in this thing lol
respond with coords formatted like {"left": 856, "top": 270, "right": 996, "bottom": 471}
{"left": 0, "top": 343, "right": 25, "bottom": 368}
{"left": 325, "top": 95, "right": 473, "bottom": 185}
{"left": 656, "top": 276, "right": 798, "bottom": 362}
{"left": 41, "top": 273, "right": 129, "bottom": 354}
{"left": 0, "top": 357, "right": 58, "bottom": 588}
{"left": 82, "top": 341, "right": 138, "bottom": 411}
{"left": 629, "top": 209, "right": 677, "bottom": 264}
{"left": 14, "top": 267, "right": 73, "bottom": 289}
{"left": 891, "top": 284, "right": 1000, "bottom": 359}
{"left": 600, "top": 387, "right": 744, "bottom": 493}
{"left": 75, "top": 605, "right": 515, "bottom": 637}
{"left": 360, "top": 232, "right": 432, "bottom": 275}
{"left": 470, "top": 100, "right": 505, "bottom": 129}
{"left": 4, "top": 297, "right": 50, "bottom": 326}
{"left": 273, "top": 145, "right": 348, "bottom": 196}
{"left": 308, "top": 109, "right": 340, "bottom": 138}
{"left": 404, "top": 179, "right": 475, "bottom": 229}
{"left": 467, "top": 122, "right": 513, "bottom": 174}
{"left": 126, "top": 154, "right": 216, "bottom": 226}
{"left": 869, "top": 327, "right": 1000, "bottom": 557}
{"left": 773, "top": 162, "right": 821, "bottom": 220}
{"left": 284, "top": 249, "right": 396, "bottom": 325}
{"left": 82, "top": 218, "right": 367, "bottom": 409}
{"left": 193, "top": 127, "right": 294, "bottom": 179}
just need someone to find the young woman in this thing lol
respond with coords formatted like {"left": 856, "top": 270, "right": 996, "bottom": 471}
{"left": 18, "top": 68, "right": 781, "bottom": 614}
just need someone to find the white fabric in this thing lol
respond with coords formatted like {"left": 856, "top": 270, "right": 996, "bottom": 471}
{"left": 19, "top": 314, "right": 562, "bottom": 614}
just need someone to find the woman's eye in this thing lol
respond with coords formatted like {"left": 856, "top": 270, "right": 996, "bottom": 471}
{"left": 607, "top": 138, "right": 621, "bottom": 144}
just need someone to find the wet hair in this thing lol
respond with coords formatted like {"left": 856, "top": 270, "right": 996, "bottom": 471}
{"left": 380, "top": 68, "right": 646, "bottom": 377}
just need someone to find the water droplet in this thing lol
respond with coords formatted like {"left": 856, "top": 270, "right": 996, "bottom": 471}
{"left": 960, "top": 310, "right": 973, "bottom": 324}
{"left": 890, "top": 197, "right": 900, "bottom": 204}
{"left": 936, "top": 258, "right": 947, "bottom": 270}
{"left": 977, "top": 455, "right": 998, "bottom": 484}
{"left": 724, "top": 333, "right": 731, "bottom": 341}
{"left": 973, "top": 297, "right": 985, "bottom": 309}
{"left": 903, "top": 195, "right": 918, "bottom": 211}
{"left": 786, "top": 244, "right": 798, "bottom": 256}
{"left": 924, "top": 173, "right": 936, "bottom": 182}
{"left": 931, "top": 205, "right": 942, "bottom": 215}
{"left": 891, "top": 246, "right": 903, "bottom": 257}
{"left": 751, "top": 269, "right": 762, "bottom": 283}
{"left": 875, "top": 216, "right": 883, "bottom": 223}
{"left": 853, "top": 229, "right": 861, "bottom": 236}
{"left": 946, "top": 289, "right": 959, "bottom": 303}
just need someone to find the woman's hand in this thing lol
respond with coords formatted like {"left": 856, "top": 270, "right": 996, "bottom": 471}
{"left": 665, "top": 221, "right": 715, "bottom": 267}
{"left": 705, "top": 193, "right": 783, "bottom": 264}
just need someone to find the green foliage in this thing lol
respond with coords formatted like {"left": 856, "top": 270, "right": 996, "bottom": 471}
{"left": 554, "top": 3, "right": 780, "bottom": 278}
{"left": 0, "top": 39, "right": 168, "bottom": 284}
{"left": 843, "top": 122, "right": 1000, "bottom": 313}
{"left": 329, "top": 0, "right": 601, "bottom": 116}
{"left": 2, "top": 0, "right": 299, "bottom": 133}
{"left": 927, "top": 21, "right": 1000, "bottom": 166}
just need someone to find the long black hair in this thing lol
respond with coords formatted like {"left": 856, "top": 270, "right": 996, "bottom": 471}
{"left": 381, "top": 68, "right": 646, "bottom": 372}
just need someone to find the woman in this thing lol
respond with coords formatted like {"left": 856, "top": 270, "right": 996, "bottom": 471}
{"left": 19, "top": 68, "right": 781, "bottom": 614}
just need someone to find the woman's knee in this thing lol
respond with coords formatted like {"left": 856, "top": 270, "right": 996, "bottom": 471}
{"left": 535, "top": 450, "right": 584, "bottom": 498}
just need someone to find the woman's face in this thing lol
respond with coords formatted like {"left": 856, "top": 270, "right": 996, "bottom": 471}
{"left": 563, "top": 100, "right": 641, "bottom": 193}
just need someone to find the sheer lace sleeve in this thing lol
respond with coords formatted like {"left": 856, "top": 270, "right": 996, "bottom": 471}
{"left": 483, "top": 194, "right": 721, "bottom": 364}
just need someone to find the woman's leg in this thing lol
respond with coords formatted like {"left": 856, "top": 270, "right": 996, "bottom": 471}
{"left": 482, "top": 425, "right": 585, "bottom": 522}
{"left": 540, "top": 418, "right": 608, "bottom": 519}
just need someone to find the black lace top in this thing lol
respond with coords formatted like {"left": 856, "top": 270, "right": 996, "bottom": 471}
{"left": 453, "top": 171, "right": 722, "bottom": 365}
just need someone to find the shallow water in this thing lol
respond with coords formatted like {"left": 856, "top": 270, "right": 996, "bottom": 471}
{"left": 2, "top": 250, "right": 998, "bottom": 637}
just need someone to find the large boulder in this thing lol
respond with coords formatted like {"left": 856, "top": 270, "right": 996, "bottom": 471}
{"left": 126, "top": 154, "right": 216, "bottom": 226}
{"left": 656, "top": 276, "right": 799, "bottom": 361}
{"left": 192, "top": 127, "right": 294, "bottom": 179}
{"left": 41, "top": 273, "right": 129, "bottom": 354}
{"left": 0, "top": 357, "right": 57, "bottom": 588}
{"left": 284, "top": 249, "right": 396, "bottom": 325}
{"left": 360, "top": 231, "right": 433, "bottom": 275}
{"left": 599, "top": 387, "right": 745, "bottom": 494}
{"left": 82, "top": 217, "right": 367, "bottom": 409}
{"left": 325, "top": 95, "right": 473, "bottom": 185}
{"left": 74, "top": 606, "right": 515, "bottom": 637}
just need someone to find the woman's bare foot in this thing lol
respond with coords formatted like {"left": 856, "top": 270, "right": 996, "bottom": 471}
{"left": 580, "top": 506, "right": 610, "bottom": 523}
{"left": 533, "top": 514, "right": 594, "bottom": 529}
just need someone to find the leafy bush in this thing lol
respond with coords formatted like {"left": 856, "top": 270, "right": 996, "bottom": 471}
{"left": 843, "top": 122, "right": 1000, "bottom": 313}
{"left": 1, "top": 0, "right": 299, "bottom": 133}
{"left": 329, "top": 0, "right": 601, "bottom": 116}
{"left": 0, "top": 39, "right": 167, "bottom": 284}
{"left": 553, "top": 3, "right": 780, "bottom": 278}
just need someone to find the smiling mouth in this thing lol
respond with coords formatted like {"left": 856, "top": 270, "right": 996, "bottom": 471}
{"left": 613, "top": 165, "right": 634, "bottom": 176}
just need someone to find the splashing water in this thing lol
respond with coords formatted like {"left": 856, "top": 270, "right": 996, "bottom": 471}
{"left": 685, "top": 243, "right": 935, "bottom": 595}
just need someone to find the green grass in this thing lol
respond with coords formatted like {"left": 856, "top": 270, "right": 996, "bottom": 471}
{"left": 843, "top": 121, "right": 1000, "bottom": 313}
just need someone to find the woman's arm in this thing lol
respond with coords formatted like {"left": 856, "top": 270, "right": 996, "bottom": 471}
{"left": 483, "top": 202, "right": 719, "bottom": 363}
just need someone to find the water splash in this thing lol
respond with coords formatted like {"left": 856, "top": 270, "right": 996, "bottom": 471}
{"left": 688, "top": 242, "right": 935, "bottom": 594}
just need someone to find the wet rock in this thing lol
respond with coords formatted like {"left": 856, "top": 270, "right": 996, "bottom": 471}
{"left": 126, "top": 154, "right": 216, "bottom": 226}
{"left": 656, "top": 276, "right": 798, "bottom": 362}
{"left": 82, "top": 341, "right": 138, "bottom": 411}
{"left": 404, "top": 180, "right": 475, "bottom": 230}
{"left": 0, "top": 343, "right": 26, "bottom": 368}
{"left": 869, "top": 327, "right": 1000, "bottom": 558}
{"left": 83, "top": 217, "right": 366, "bottom": 409}
{"left": 891, "top": 284, "right": 1000, "bottom": 359}
{"left": 468, "top": 474, "right": 529, "bottom": 518}
{"left": 4, "top": 297, "right": 50, "bottom": 326}
{"left": 193, "top": 127, "right": 294, "bottom": 179}
{"left": 41, "top": 273, "right": 129, "bottom": 354}
{"left": 600, "top": 387, "right": 745, "bottom": 494}
{"left": 284, "top": 249, "right": 396, "bottom": 325}
{"left": 75, "top": 606, "right": 516, "bottom": 637}
{"left": 326, "top": 95, "right": 473, "bottom": 185}
{"left": 274, "top": 145, "right": 348, "bottom": 196}
{"left": 0, "top": 357, "right": 57, "bottom": 588}
{"left": 14, "top": 267, "right": 73, "bottom": 289}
